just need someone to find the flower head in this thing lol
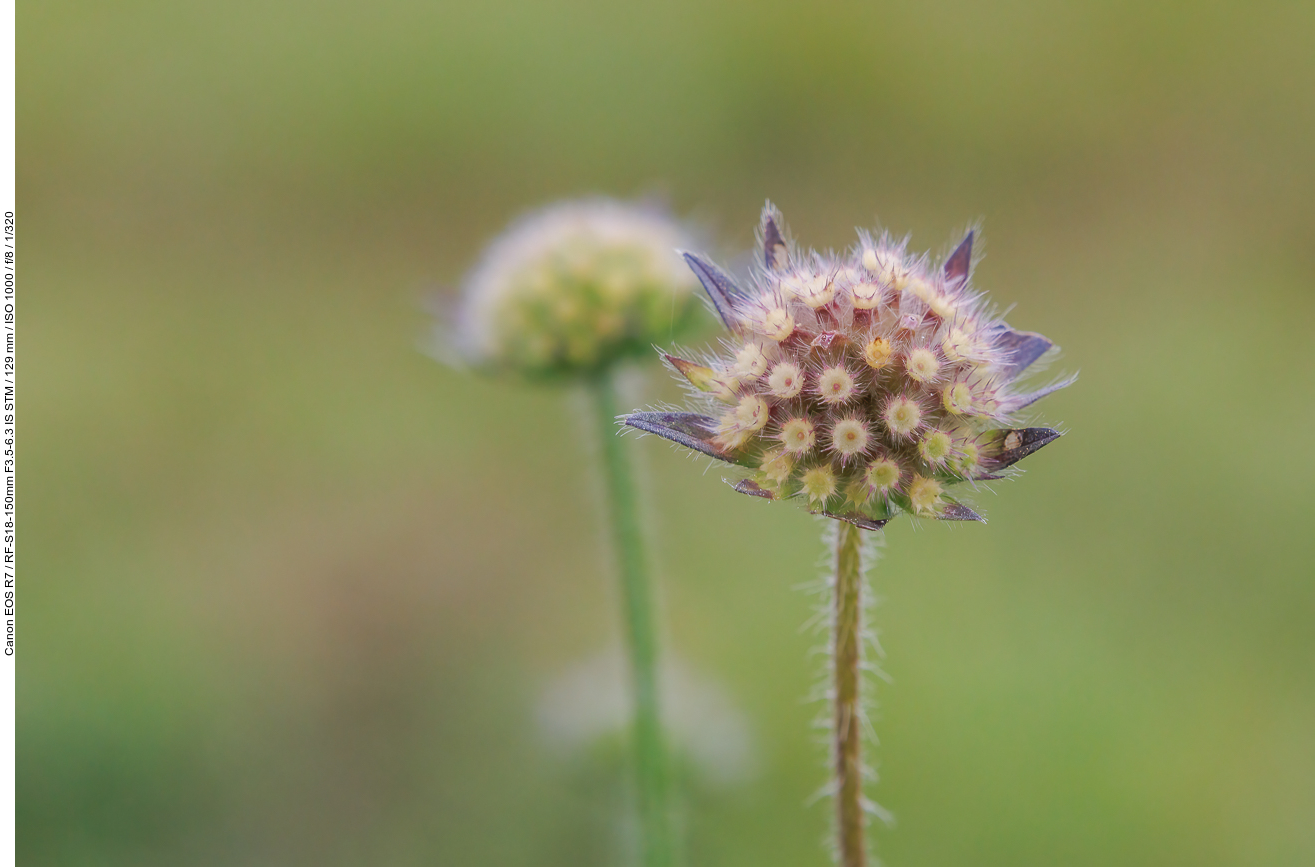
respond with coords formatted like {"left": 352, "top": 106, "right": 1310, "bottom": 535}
{"left": 624, "top": 204, "right": 1074, "bottom": 528}
{"left": 452, "top": 198, "right": 699, "bottom": 376}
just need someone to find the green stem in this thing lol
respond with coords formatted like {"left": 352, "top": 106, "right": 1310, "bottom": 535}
{"left": 592, "top": 371, "right": 675, "bottom": 867}
{"left": 833, "top": 521, "right": 871, "bottom": 867}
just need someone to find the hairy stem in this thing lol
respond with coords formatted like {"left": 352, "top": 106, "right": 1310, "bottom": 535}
{"left": 592, "top": 371, "right": 675, "bottom": 867}
{"left": 833, "top": 521, "right": 871, "bottom": 867}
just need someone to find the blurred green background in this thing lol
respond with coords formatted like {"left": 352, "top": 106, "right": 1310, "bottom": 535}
{"left": 20, "top": 1, "right": 1315, "bottom": 865}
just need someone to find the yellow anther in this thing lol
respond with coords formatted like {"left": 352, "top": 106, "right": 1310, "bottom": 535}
{"left": 863, "top": 338, "right": 893, "bottom": 370}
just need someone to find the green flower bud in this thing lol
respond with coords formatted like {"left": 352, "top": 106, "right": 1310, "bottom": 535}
{"left": 454, "top": 199, "right": 698, "bottom": 377}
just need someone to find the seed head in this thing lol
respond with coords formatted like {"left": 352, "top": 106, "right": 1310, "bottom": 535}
{"left": 624, "top": 203, "right": 1074, "bottom": 527}
{"left": 452, "top": 198, "right": 698, "bottom": 376}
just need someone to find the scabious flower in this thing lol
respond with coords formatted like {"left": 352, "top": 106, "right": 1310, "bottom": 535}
{"left": 536, "top": 650, "right": 757, "bottom": 789}
{"left": 441, "top": 197, "right": 704, "bottom": 867}
{"left": 624, "top": 204, "right": 1073, "bottom": 528}
{"left": 452, "top": 198, "right": 700, "bottom": 377}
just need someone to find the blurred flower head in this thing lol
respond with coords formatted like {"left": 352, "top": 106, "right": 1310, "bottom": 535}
{"left": 536, "top": 650, "right": 757, "bottom": 788}
{"left": 451, "top": 198, "right": 700, "bottom": 377}
{"left": 624, "top": 204, "right": 1074, "bottom": 528}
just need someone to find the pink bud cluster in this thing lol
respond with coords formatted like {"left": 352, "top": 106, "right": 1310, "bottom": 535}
{"left": 625, "top": 204, "right": 1072, "bottom": 528}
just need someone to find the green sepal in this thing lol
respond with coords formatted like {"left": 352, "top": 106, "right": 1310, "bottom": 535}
{"left": 662, "top": 353, "right": 724, "bottom": 394}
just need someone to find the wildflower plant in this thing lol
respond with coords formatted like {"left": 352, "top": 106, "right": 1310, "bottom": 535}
{"left": 455, "top": 198, "right": 699, "bottom": 377}
{"left": 447, "top": 198, "right": 700, "bottom": 867}
{"left": 622, "top": 204, "right": 1072, "bottom": 866}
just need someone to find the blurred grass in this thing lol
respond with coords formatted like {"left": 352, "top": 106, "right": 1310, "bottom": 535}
{"left": 19, "top": 1, "right": 1315, "bottom": 865}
